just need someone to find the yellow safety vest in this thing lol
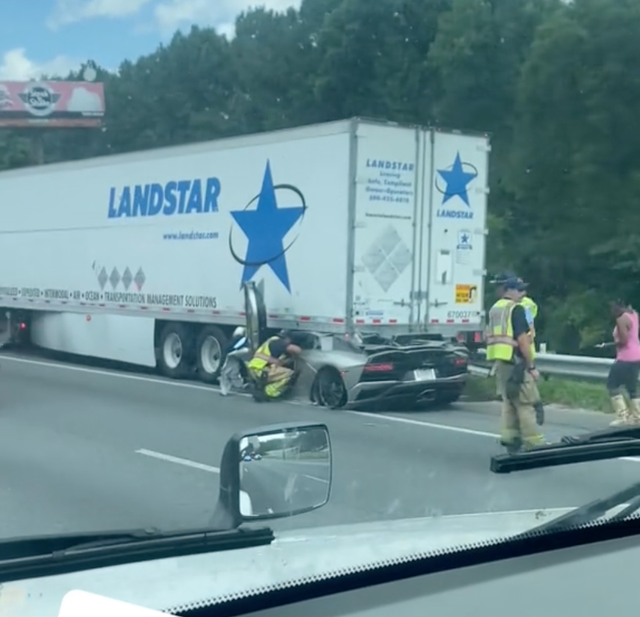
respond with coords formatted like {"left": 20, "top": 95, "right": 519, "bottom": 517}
{"left": 520, "top": 295, "right": 538, "bottom": 320}
{"left": 520, "top": 296, "right": 538, "bottom": 359}
{"left": 486, "top": 299, "right": 518, "bottom": 362}
{"left": 247, "top": 336, "right": 282, "bottom": 372}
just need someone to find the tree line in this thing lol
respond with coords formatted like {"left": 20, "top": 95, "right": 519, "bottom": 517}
{"left": 2, "top": 0, "right": 638, "bottom": 354}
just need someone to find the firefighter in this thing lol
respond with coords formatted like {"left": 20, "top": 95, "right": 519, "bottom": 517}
{"left": 247, "top": 330, "right": 302, "bottom": 400}
{"left": 519, "top": 288, "right": 538, "bottom": 357}
{"left": 492, "top": 272, "right": 539, "bottom": 355}
{"left": 491, "top": 272, "right": 545, "bottom": 425}
{"left": 486, "top": 275, "right": 546, "bottom": 452}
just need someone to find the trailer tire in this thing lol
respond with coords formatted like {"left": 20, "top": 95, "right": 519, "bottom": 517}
{"left": 157, "top": 323, "right": 194, "bottom": 379}
{"left": 195, "top": 325, "right": 227, "bottom": 384}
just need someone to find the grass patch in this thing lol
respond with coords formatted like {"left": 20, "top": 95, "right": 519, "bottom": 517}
{"left": 464, "top": 375, "right": 613, "bottom": 413}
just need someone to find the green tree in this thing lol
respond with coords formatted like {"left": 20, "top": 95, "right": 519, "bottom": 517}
{"left": 509, "top": 0, "right": 640, "bottom": 348}
{"left": 1, "top": 0, "right": 638, "bottom": 352}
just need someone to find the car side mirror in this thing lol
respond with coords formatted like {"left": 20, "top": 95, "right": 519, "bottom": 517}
{"left": 210, "top": 422, "right": 332, "bottom": 529}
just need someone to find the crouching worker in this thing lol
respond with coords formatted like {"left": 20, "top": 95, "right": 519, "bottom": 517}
{"left": 247, "top": 330, "right": 302, "bottom": 400}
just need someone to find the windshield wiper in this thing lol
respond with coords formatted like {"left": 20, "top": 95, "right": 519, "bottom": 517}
{"left": 522, "top": 480, "right": 640, "bottom": 535}
{"left": 490, "top": 426, "right": 640, "bottom": 474}
{"left": 0, "top": 525, "right": 276, "bottom": 583}
{"left": 0, "top": 525, "right": 274, "bottom": 562}
{"left": 490, "top": 427, "right": 640, "bottom": 535}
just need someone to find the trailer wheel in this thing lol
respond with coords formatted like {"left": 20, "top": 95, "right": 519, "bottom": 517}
{"left": 195, "top": 325, "right": 227, "bottom": 384}
{"left": 158, "top": 323, "right": 194, "bottom": 379}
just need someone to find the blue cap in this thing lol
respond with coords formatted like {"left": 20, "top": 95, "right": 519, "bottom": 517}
{"left": 503, "top": 276, "right": 528, "bottom": 291}
{"left": 491, "top": 271, "right": 528, "bottom": 291}
{"left": 490, "top": 271, "right": 518, "bottom": 284}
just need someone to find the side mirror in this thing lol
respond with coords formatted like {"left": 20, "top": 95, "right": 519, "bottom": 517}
{"left": 210, "top": 422, "right": 332, "bottom": 529}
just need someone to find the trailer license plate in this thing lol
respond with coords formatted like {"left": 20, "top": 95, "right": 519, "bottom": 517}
{"left": 414, "top": 369, "right": 436, "bottom": 381}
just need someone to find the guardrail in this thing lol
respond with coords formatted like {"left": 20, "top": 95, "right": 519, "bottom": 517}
{"left": 471, "top": 349, "right": 616, "bottom": 381}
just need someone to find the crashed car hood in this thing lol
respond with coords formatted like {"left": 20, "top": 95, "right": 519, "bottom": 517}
{"left": 5, "top": 508, "right": 579, "bottom": 616}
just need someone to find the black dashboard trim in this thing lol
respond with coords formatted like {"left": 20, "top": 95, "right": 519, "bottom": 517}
{"left": 174, "top": 516, "right": 640, "bottom": 617}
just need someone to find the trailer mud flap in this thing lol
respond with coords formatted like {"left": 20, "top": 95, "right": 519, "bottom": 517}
{"left": 242, "top": 281, "right": 267, "bottom": 354}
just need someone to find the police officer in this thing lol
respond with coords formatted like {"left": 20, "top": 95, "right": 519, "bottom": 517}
{"left": 486, "top": 275, "right": 545, "bottom": 452}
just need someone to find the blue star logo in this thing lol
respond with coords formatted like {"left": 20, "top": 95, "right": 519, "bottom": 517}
{"left": 229, "top": 161, "right": 306, "bottom": 292}
{"left": 436, "top": 152, "right": 478, "bottom": 207}
{"left": 460, "top": 233, "right": 469, "bottom": 244}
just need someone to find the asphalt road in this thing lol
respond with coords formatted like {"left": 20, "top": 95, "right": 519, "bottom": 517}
{"left": 0, "top": 350, "right": 637, "bottom": 540}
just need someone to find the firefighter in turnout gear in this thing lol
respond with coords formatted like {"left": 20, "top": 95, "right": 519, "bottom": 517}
{"left": 491, "top": 272, "right": 538, "bottom": 357}
{"left": 520, "top": 293, "right": 538, "bottom": 359}
{"left": 491, "top": 272, "right": 545, "bottom": 426}
{"left": 519, "top": 289, "right": 545, "bottom": 425}
{"left": 247, "top": 330, "right": 302, "bottom": 400}
{"left": 486, "top": 275, "right": 546, "bottom": 452}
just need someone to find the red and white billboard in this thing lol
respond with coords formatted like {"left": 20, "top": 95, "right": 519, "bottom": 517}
{"left": 0, "top": 81, "right": 105, "bottom": 128}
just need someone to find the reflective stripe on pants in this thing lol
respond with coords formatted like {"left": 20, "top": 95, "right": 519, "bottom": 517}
{"left": 249, "top": 364, "right": 293, "bottom": 398}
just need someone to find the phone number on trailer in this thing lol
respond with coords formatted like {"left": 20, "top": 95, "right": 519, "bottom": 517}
{"left": 369, "top": 195, "right": 411, "bottom": 204}
{"left": 0, "top": 287, "right": 217, "bottom": 309}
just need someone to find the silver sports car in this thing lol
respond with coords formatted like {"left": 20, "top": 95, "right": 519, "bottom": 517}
{"left": 241, "top": 282, "right": 469, "bottom": 410}
{"left": 292, "top": 331, "right": 469, "bottom": 409}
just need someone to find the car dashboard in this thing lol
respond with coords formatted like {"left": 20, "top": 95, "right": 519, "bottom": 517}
{"left": 237, "top": 533, "right": 637, "bottom": 617}
{"left": 178, "top": 525, "right": 640, "bottom": 617}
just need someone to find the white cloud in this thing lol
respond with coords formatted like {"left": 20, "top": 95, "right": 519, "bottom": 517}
{"left": 47, "top": 0, "right": 154, "bottom": 30}
{"left": 0, "top": 48, "right": 81, "bottom": 81}
{"left": 153, "top": 0, "right": 301, "bottom": 37}
{"left": 67, "top": 87, "right": 104, "bottom": 112}
{"left": 45, "top": 0, "right": 303, "bottom": 38}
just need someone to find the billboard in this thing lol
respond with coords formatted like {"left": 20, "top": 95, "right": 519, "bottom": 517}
{"left": 0, "top": 81, "right": 105, "bottom": 128}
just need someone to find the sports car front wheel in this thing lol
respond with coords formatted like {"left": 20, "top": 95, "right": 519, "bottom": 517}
{"left": 317, "top": 368, "right": 348, "bottom": 409}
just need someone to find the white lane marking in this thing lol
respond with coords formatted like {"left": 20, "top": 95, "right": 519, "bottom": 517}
{"left": 0, "top": 353, "right": 223, "bottom": 394}
{"left": 7, "top": 354, "right": 640, "bottom": 464}
{"left": 303, "top": 474, "right": 329, "bottom": 484}
{"left": 345, "top": 410, "right": 640, "bottom": 464}
{"left": 347, "top": 410, "right": 497, "bottom": 438}
{"left": 136, "top": 448, "right": 220, "bottom": 473}
{"left": 138, "top": 448, "right": 255, "bottom": 515}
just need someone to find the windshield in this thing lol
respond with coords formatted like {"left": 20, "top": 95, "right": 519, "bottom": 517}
{"left": 0, "top": 0, "right": 638, "bottom": 572}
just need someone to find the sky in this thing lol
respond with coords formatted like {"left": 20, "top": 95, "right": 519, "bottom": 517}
{"left": 0, "top": 0, "right": 301, "bottom": 81}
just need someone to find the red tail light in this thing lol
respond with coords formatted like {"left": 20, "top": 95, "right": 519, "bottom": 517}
{"left": 453, "top": 357, "right": 467, "bottom": 366}
{"left": 19, "top": 322, "right": 26, "bottom": 330}
{"left": 364, "top": 363, "right": 394, "bottom": 372}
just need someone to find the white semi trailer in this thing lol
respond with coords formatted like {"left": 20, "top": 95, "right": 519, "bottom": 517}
{"left": 0, "top": 118, "right": 489, "bottom": 383}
